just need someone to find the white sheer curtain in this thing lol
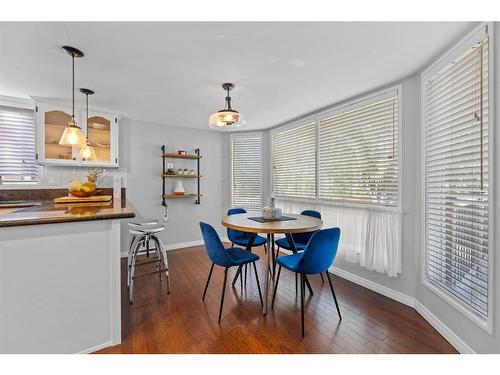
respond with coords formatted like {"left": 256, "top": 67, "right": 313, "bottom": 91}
{"left": 276, "top": 200, "right": 401, "bottom": 277}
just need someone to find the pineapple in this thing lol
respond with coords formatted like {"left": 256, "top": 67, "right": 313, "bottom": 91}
{"left": 83, "top": 168, "right": 103, "bottom": 192}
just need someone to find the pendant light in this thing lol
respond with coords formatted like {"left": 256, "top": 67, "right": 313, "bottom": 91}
{"left": 59, "top": 46, "right": 86, "bottom": 146}
{"left": 208, "top": 83, "right": 246, "bottom": 129}
{"left": 78, "top": 88, "right": 97, "bottom": 161}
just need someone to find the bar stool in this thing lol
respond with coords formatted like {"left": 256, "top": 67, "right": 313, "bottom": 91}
{"left": 127, "top": 220, "right": 171, "bottom": 304}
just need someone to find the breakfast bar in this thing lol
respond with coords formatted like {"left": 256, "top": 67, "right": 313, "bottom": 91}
{"left": 0, "top": 194, "right": 134, "bottom": 353}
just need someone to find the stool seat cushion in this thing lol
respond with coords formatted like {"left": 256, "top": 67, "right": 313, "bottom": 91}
{"left": 226, "top": 248, "right": 260, "bottom": 266}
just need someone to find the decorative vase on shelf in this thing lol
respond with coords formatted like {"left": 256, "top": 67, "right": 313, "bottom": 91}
{"left": 174, "top": 181, "right": 185, "bottom": 195}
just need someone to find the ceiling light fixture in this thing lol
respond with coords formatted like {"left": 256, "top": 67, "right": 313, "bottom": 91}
{"left": 59, "top": 46, "right": 86, "bottom": 146}
{"left": 208, "top": 83, "right": 246, "bottom": 129}
{"left": 78, "top": 88, "right": 97, "bottom": 161}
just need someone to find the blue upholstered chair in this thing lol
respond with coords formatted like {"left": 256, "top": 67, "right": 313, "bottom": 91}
{"left": 275, "top": 209, "right": 323, "bottom": 286}
{"left": 227, "top": 208, "right": 267, "bottom": 248}
{"left": 272, "top": 227, "right": 341, "bottom": 336}
{"left": 227, "top": 208, "right": 268, "bottom": 285}
{"left": 275, "top": 209, "right": 321, "bottom": 252}
{"left": 199, "top": 222, "right": 263, "bottom": 323}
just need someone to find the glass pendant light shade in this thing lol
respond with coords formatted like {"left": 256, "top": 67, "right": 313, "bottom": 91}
{"left": 79, "top": 142, "right": 97, "bottom": 160}
{"left": 78, "top": 88, "right": 97, "bottom": 160}
{"left": 59, "top": 45, "right": 86, "bottom": 146}
{"left": 59, "top": 121, "right": 87, "bottom": 146}
{"left": 209, "top": 110, "right": 246, "bottom": 129}
{"left": 208, "top": 82, "right": 246, "bottom": 130}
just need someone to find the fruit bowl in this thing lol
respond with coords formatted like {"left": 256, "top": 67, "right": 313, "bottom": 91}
{"left": 68, "top": 188, "right": 97, "bottom": 197}
{"left": 68, "top": 168, "right": 103, "bottom": 198}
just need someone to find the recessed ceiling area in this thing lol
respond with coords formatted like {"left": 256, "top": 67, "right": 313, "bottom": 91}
{"left": 0, "top": 22, "right": 475, "bottom": 130}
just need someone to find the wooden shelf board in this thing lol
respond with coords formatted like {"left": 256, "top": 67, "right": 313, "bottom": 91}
{"left": 162, "top": 174, "right": 201, "bottom": 178}
{"left": 163, "top": 193, "right": 202, "bottom": 199}
{"left": 162, "top": 153, "right": 201, "bottom": 160}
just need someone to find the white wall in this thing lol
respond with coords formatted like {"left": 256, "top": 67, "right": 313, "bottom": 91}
{"left": 220, "top": 24, "right": 500, "bottom": 353}
{"left": 119, "top": 118, "right": 224, "bottom": 251}
{"left": 411, "top": 23, "right": 500, "bottom": 354}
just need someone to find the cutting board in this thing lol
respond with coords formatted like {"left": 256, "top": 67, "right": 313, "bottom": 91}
{"left": 53, "top": 195, "right": 112, "bottom": 204}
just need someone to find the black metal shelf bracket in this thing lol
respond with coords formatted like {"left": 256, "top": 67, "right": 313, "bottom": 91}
{"left": 161, "top": 145, "right": 166, "bottom": 206}
{"left": 161, "top": 144, "right": 201, "bottom": 205}
{"left": 195, "top": 148, "right": 201, "bottom": 205}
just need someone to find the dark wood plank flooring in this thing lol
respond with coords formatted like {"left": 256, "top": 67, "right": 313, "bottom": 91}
{"left": 96, "top": 244, "right": 457, "bottom": 354}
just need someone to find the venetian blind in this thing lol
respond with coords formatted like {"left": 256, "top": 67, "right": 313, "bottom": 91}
{"left": 231, "top": 133, "right": 263, "bottom": 211}
{"left": 0, "top": 105, "right": 38, "bottom": 182}
{"left": 424, "top": 37, "right": 489, "bottom": 317}
{"left": 318, "top": 95, "right": 399, "bottom": 206}
{"left": 272, "top": 122, "right": 316, "bottom": 199}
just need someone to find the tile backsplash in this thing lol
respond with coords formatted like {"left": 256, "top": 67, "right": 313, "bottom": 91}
{"left": 0, "top": 165, "right": 128, "bottom": 190}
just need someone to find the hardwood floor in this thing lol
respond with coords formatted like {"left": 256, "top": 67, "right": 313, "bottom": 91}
{"left": 96, "top": 244, "right": 457, "bottom": 354}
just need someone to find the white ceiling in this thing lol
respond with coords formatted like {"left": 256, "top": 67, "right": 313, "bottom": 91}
{"left": 0, "top": 22, "right": 475, "bottom": 130}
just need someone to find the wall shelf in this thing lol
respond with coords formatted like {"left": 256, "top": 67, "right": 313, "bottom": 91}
{"left": 161, "top": 145, "right": 201, "bottom": 205}
{"left": 162, "top": 174, "right": 202, "bottom": 178}
{"left": 163, "top": 193, "right": 202, "bottom": 199}
{"left": 162, "top": 152, "right": 202, "bottom": 160}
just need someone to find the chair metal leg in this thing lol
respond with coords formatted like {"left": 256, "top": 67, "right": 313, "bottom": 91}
{"left": 202, "top": 262, "right": 215, "bottom": 300}
{"left": 218, "top": 267, "right": 229, "bottom": 323}
{"left": 320, "top": 272, "right": 325, "bottom": 284}
{"left": 295, "top": 272, "right": 298, "bottom": 295}
{"left": 271, "top": 265, "right": 282, "bottom": 308}
{"left": 252, "top": 261, "right": 263, "bottom": 307}
{"left": 325, "top": 271, "right": 342, "bottom": 320}
{"left": 232, "top": 265, "right": 242, "bottom": 286}
{"left": 240, "top": 265, "right": 243, "bottom": 289}
{"left": 304, "top": 275, "right": 313, "bottom": 296}
{"left": 244, "top": 264, "right": 248, "bottom": 287}
{"left": 300, "top": 273, "right": 305, "bottom": 337}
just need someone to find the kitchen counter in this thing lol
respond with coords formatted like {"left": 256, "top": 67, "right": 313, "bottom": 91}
{"left": 0, "top": 192, "right": 134, "bottom": 353}
{"left": 0, "top": 199, "right": 135, "bottom": 227}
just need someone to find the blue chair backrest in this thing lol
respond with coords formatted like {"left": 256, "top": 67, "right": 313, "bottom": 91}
{"left": 199, "top": 222, "right": 233, "bottom": 267}
{"left": 227, "top": 208, "right": 249, "bottom": 243}
{"left": 293, "top": 210, "right": 321, "bottom": 244}
{"left": 296, "top": 227, "right": 340, "bottom": 274}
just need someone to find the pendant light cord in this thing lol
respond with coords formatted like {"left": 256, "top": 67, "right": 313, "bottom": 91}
{"left": 86, "top": 92, "right": 89, "bottom": 141}
{"left": 72, "top": 52, "right": 75, "bottom": 119}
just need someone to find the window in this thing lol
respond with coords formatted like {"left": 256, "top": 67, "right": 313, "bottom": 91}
{"left": 231, "top": 132, "right": 263, "bottom": 211}
{"left": 0, "top": 102, "right": 38, "bottom": 183}
{"left": 318, "top": 94, "right": 399, "bottom": 206}
{"left": 272, "top": 121, "right": 316, "bottom": 199}
{"left": 423, "top": 27, "right": 490, "bottom": 325}
{"left": 271, "top": 89, "right": 400, "bottom": 207}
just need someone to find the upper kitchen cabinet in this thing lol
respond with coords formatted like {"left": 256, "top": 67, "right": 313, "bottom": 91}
{"left": 34, "top": 99, "right": 120, "bottom": 168}
{"left": 79, "top": 108, "right": 119, "bottom": 167}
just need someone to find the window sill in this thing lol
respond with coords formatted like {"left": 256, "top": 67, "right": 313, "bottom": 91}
{"left": 422, "top": 279, "right": 492, "bottom": 335}
{"left": 275, "top": 196, "right": 403, "bottom": 214}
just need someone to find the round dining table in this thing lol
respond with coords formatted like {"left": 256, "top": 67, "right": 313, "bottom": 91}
{"left": 221, "top": 212, "right": 323, "bottom": 314}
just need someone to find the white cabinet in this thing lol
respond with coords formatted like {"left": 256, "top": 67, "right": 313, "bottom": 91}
{"left": 35, "top": 99, "right": 120, "bottom": 168}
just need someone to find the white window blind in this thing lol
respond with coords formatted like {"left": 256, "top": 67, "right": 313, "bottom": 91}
{"left": 272, "top": 122, "right": 316, "bottom": 199}
{"left": 318, "top": 95, "right": 399, "bottom": 206}
{"left": 231, "top": 133, "right": 263, "bottom": 211}
{"left": 423, "top": 36, "right": 489, "bottom": 317}
{"left": 0, "top": 104, "right": 38, "bottom": 182}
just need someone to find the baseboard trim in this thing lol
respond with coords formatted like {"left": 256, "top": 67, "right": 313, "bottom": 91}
{"left": 414, "top": 301, "right": 475, "bottom": 354}
{"left": 120, "top": 239, "right": 206, "bottom": 258}
{"left": 328, "top": 266, "right": 475, "bottom": 354}
{"left": 329, "top": 266, "right": 415, "bottom": 307}
{"left": 79, "top": 341, "right": 113, "bottom": 354}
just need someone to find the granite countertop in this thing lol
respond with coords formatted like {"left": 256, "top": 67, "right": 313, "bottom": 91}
{"left": 0, "top": 199, "right": 135, "bottom": 228}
